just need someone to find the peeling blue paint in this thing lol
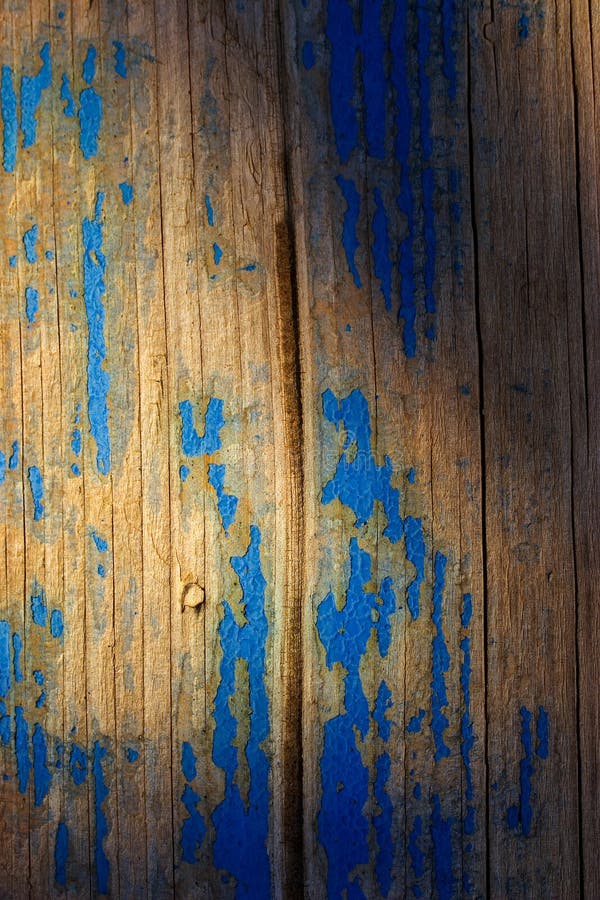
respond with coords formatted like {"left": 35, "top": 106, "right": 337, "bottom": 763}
{"left": 536, "top": 706, "right": 549, "bottom": 759}
{"left": 507, "top": 706, "right": 534, "bottom": 835}
{"left": 431, "top": 552, "right": 450, "bottom": 761}
{"left": 326, "top": 0, "right": 359, "bottom": 164}
{"left": 374, "top": 752, "right": 393, "bottom": 896}
{"left": 113, "top": 41, "right": 127, "bottom": 78}
{"left": 302, "top": 40, "right": 316, "bottom": 70}
{"left": 36, "top": 691, "right": 46, "bottom": 708}
{"left": 431, "top": 794, "right": 454, "bottom": 900}
{"left": 70, "top": 743, "right": 87, "bottom": 786}
{"left": 212, "top": 526, "right": 270, "bottom": 897}
{"left": 208, "top": 463, "right": 238, "bottom": 533}
{"left": 213, "top": 242, "right": 223, "bottom": 265}
{"left": 23, "top": 224, "right": 39, "bottom": 263}
{"left": 126, "top": 747, "right": 138, "bottom": 763}
{"left": 518, "top": 13, "right": 529, "bottom": 40}
{"left": 405, "top": 516, "right": 425, "bottom": 619}
{"left": 1, "top": 66, "right": 17, "bottom": 172}
{"left": 181, "top": 784, "right": 206, "bottom": 864}
{"left": 79, "top": 85, "right": 103, "bottom": 159}
{"left": 442, "top": 0, "right": 457, "bottom": 99}
{"left": 83, "top": 46, "right": 97, "bottom": 86}
{"left": 13, "top": 633, "right": 23, "bottom": 683}
{"left": 0, "top": 450, "right": 5, "bottom": 484}
{"left": 417, "top": 6, "right": 436, "bottom": 317}
{"left": 0, "top": 701, "right": 10, "bottom": 744}
{"left": 119, "top": 182, "right": 133, "bottom": 205}
{"left": 50, "top": 609, "right": 64, "bottom": 639}
{"left": 33, "top": 723, "right": 51, "bottom": 806}
{"left": 9, "top": 441, "right": 18, "bottom": 470}
{"left": 71, "top": 427, "right": 82, "bottom": 458}
{"left": 373, "top": 680, "right": 392, "bottom": 741}
{"left": 28, "top": 466, "right": 45, "bottom": 520}
{"left": 15, "top": 706, "right": 30, "bottom": 793}
{"left": 179, "top": 397, "right": 224, "bottom": 457}
{"left": 92, "top": 531, "right": 108, "bottom": 553}
{"left": 361, "top": 0, "right": 386, "bottom": 159}
{"left": 372, "top": 188, "right": 392, "bottom": 311}
{"left": 179, "top": 464, "right": 190, "bottom": 482}
{"left": 60, "top": 73, "right": 75, "bottom": 117}
{"left": 408, "top": 814, "right": 424, "bottom": 894}
{"left": 407, "top": 709, "right": 426, "bottom": 734}
{"left": 34, "top": 670, "right": 44, "bottom": 686}
{"left": 0, "top": 621, "right": 10, "bottom": 696}
{"left": 21, "top": 42, "right": 52, "bottom": 149}
{"left": 83, "top": 192, "right": 111, "bottom": 475}
{"left": 9, "top": 254, "right": 17, "bottom": 268}
{"left": 461, "top": 630, "right": 475, "bottom": 832}
{"left": 322, "top": 388, "right": 402, "bottom": 541}
{"left": 336, "top": 175, "right": 362, "bottom": 288}
{"left": 25, "top": 286, "right": 39, "bottom": 324}
{"left": 92, "top": 741, "right": 110, "bottom": 894}
{"left": 181, "top": 741, "right": 197, "bottom": 782}
{"left": 31, "top": 586, "right": 48, "bottom": 627}
{"left": 205, "top": 194, "right": 215, "bottom": 226}
{"left": 55, "top": 822, "right": 68, "bottom": 886}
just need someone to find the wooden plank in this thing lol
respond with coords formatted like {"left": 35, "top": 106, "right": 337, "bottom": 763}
{"left": 468, "top": 1, "right": 581, "bottom": 895}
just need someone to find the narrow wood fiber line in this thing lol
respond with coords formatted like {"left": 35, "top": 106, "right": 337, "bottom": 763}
{"left": 273, "top": 6, "right": 307, "bottom": 894}
{"left": 465, "top": 8, "right": 490, "bottom": 896}
{"left": 567, "top": 5, "right": 587, "bottom": 894}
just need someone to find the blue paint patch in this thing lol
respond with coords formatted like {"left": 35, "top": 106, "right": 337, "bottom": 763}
{"left": 391, "top": 2, "right": 417, "bottom": 357}
{"left": 92, "top": 531, "right": 108, "bottom": 553}
{"left": 431, "top": 552, "right": 450, "bottom": 761}
{"left": 60, "top": 73, "right": 75, "bottom": 117}
{"left": 361, "top": 0, "right": 386, "bottom": 159}
{"left": 213, "top": 242, "right": 223, "bottom": 265}
{"left": 79, "top": 85, "right": 103, "bottom": 159}
{"left": 405, "top": 516, "right": 425, "bottom": 619}
{"left": 181, "top": 784, "right": 206, "bottom": 864}
{"left": 431, "top": 794, "right": 454, "bottom": 900}
{"left": 25, "top": 286, "right": 39, "bottom": 324}
{"left": 50, "top": 609, "right": 64, "bottom": 639}
{"left": 205, "top": 194, "right": 215, "bottom": 226}
{"left": 0, "top": 700, "right": 10, "bottom": 744}
{"left": 208, "top": 463, "right": 238, "bottom": 534}
{"left": 536, "top": 706, "right": 549, "bottom": 759}
{"left": 181, "top": 741, "right": 197, "bottom": 782}
{"left": 179, "top": 464, "right": 190, "bottom": 482}
{"left": 0, "top": 451, "right": 5, "bottom": 484}
{"left": 31, "top": 586, "right": 48, "bottom": 627}
{"left": 417, "top": 7, "right": 436, "bottom": 315}
{"left": 21, "top": 42, "right": 52, "bottom": 149}
{"left": 507, "top": 707, "right": 534, "bottom": 835}
{"left": 92, "top": 741, "right": 110, "bottom": 894}
{"left": 28, "top": 466, "right": 45, "bottom": 521}
{"left": 23, "top": 224, "right": 38, "bottom": 263}
{"left": 461, "top": 592, "right": 472, "bottom": 629}
{"left": 179, "top": 397, "right": 224, "bottom": 457}
{"left": 302, "top": 40, "right": 316, "bottom": 69}
{"left": 0, "top": 621, "right": 10, "bottom": 696}
{"left": 33, "top": 670, "right": 44, "bottom": 686}
{"left": 113, "top": 41, "right": 127, "bottom": 78}
{"left": 1, "top": 66, "right": 17, "bottom": 172}
{"left": 374, "top": 752, "right": 393, "bottom": 896}
{"left": 9, "top": 441, "right": 18, "bottom": 470}
{"left": 518, "top": 13, "right": 530, "bottom": 41}
{"left": 119, "top": 182, "right": 133, "bottom": 205}
{"left": 407, "top": 709, "right": 426, "bottom": 734}
{"left": 71, "top": 464, "right": 80, "bottom": 476}
{"left": 70, "top": 743, "right": 87, "bottom": 786}
{"left": 55, "top": 822, "right": 68, "bottom": 886}
{"left": 212, "top": 526, "right": 270, "bottom": 897}
{"left": 83, "top": 193, "right": 111, "bottom": 474}
{"left": 71, "top": 427, "right": 82, "bottom": 458}
{"left": 442, "top": 0, "right": 457, "bottom": 99}
{"left": 13, "top": 633, "right": 23, "bottom": 682}
{"left": 461, "top": 633, "right": 475, "bottom": 832}
{"left": 126, "top": 747, "right": 138, "bottom": 763}
{"left": 15, "top": 706, "right": 30, "bottom": 793}
{"left": 326, "top": 0, "right": 359, "bottom": 163}
{"left": 46, "top": 250, "right": 54, "bottom": 260}
{"left": 9, "top": 255, "right": 17, "bottom": 268}
{"left": 322, "top": 388, "right": 403, "bottom": 541}
{"left": 97, "top": 564, "right": 106, "bottom": 578}
{"left": 336, "top": 175, "right": 362, "bottom": 288}
{"left": 372, "top": 188, "right": 392, "bottom": 311}
{"left": 240, "top": 262, "right": 257, "bottom": 272}
{"left": 33, "top": 723, "right": 51, "bottom": 806}
{"left": 373, "top": 680, "right": 392, "bottom": 741}
{"left": 83, "top": 46, "right": 97, "bottom": 85}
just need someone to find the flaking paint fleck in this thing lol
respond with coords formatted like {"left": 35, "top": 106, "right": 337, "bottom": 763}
{"left": 431, "top": 552, "right": 450, "bottom": 761}
{"left": 336, "top": 174, "right": 362, "bottom": 288}
{"left": 28, "top": 465, "right": 45, "bottom": 521}
{"left": 21, "top": 42, "right": 52, "bottom": 149}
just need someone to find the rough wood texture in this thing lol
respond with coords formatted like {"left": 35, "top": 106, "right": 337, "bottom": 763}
{"left": 0, "top": 1, "right": 597, "bottom": 898}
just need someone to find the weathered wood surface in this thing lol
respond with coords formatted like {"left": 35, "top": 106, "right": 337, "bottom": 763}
{"left": 0, "top": 1, "right": 596, "bottom": 898}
